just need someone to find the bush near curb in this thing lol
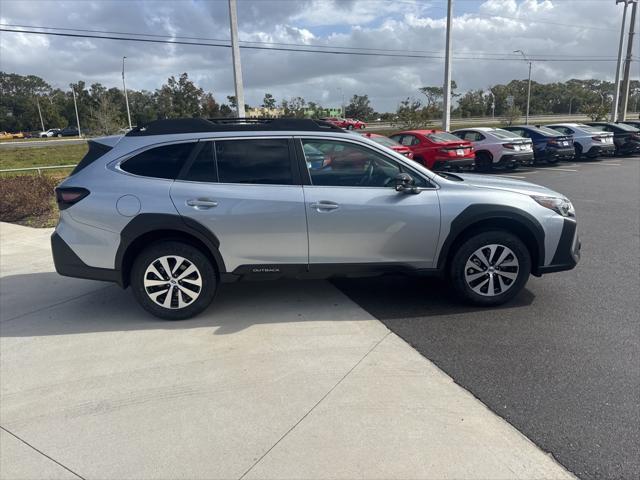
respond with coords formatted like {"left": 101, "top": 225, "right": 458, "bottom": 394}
{"left": 0, "top": 174, "right": 58, "bottom": 223}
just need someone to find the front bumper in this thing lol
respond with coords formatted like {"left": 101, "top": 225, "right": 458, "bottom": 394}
{"left": 51, "top": 232, "right": 122, "bottom": 285}
{"left": 535, "top": 218, "right": 580, "bottom": 275}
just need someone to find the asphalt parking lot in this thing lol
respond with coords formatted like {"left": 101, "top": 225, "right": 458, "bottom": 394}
{"left": 335, "top": 155, "right": 640, "bottom": 480}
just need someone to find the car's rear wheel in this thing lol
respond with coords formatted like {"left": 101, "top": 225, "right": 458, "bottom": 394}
{"left": 450, "top": 231, "right": 531, "bottom": 306}
{"left": 575, "top": 143, "right": 583, "bottom": 159}
{"left": 131, "top": 241, "right": 217, "bottom": 320}
{"left": 474, "top": 151, "right": 492, "bottom": 172}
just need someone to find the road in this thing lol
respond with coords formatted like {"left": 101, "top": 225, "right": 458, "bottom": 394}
{"left": 0, "top": 138, "right": 87, "bottom": 149}
{"left": 335, "top": 156, "right": 640, "bottom": 480}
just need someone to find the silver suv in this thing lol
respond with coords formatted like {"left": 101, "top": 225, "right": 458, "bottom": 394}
{"left": 52, "top": 118, "right": 580, "bottom": 319}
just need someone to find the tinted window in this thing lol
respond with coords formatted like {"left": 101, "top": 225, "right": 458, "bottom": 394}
{"left": 183, "top": 142, "right": 216, "bottom": 182}
{"left": 122, "top": 142, "right": 195, "bottom": 179}
{"left": 492, "top": 129, "right": 518, "bottom": 139}
{"left": 426, "top": 132, "right": 461, "bottom": 142}
{"left": 301, "top": 139, "right": 426, "bottom": 188}
{"left": 216, "top": 138, "right": 292, "bottom": 185}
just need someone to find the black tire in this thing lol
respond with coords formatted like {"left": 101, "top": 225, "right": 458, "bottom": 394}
{"left": 574, "top": 143, "right": 583, "bottom": 160}
{"left": 505, "top": 162, "right": 518, "bottom": 171}
{"left": 130, "top": 241, "right": 217, "bottom": 320}
{"left": 347, "top": 125, "right": 354, "bottom": 130}
{"left": 474, "top": 151, "right": 493, "bottom": 172}
{"left": 450, "top": 230, "right": 531, "bottom": 306}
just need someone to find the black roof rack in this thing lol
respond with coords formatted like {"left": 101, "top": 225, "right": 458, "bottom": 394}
{"left": 126, "top": 117, "right": 344, "bottom": 136}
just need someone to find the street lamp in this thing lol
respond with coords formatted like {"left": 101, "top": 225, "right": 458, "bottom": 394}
{"left": 122, "top": 56, "right": 132, "bottom": 130}
{"left": 514, "top": 50, "right": 532, "bottom": 125}
{"left": 337, "top": 87, "right": 345, "bottom": 117}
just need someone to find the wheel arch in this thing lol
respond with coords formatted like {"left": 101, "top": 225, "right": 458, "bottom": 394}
{"left": 116, "top": 214, "right": 226, "bottom": 288}
{"left": 437, "top": 206, "right": 545, "bottom": 275}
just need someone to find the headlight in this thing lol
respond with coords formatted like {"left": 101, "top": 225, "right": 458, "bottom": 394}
{"left": 531, "top": 196, "right": 575, "bottom": 217}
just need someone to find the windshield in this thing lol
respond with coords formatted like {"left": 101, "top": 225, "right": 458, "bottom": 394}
{"left": 427, "top": 132, "right": 461, "bottom": 142}
{"left": 492, "top": 129, "right": 519, "bottom": 139}
{"left": 368, "top": 136, "right": 401, "bottom": 147}
{"left": 574, "top": 124, "right": 602, "bottom": 133}
{"left": 614, "top": 123, "right": 640, "bottom": 132}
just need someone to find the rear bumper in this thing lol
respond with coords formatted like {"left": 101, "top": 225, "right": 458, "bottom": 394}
{"left": 432, "top": 157, "right": 475, "bottom": 171}
{"left": 51, "top": 232, "right": 122, "bottom": 286}
{"left": 535, "top": 218, "right": 580, "bottom": 275}
{"left": 585, "top": 144, "right": 616, "bottom": 157}
{"left": 499, "top": 152, "right": 534, "bottom": 166}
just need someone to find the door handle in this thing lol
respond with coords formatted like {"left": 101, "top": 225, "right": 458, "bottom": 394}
{"left": 186, "top": 198, "right": 218, "bottom": 209}
{"left": 310, "top": 201, "right": 339, "bottom": 212}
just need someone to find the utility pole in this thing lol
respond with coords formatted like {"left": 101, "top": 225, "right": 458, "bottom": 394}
{"left": 620, "top": 0, "right": 638, "bottom": 121}
{"left": 514, "top": 50, "right": 532, "bottom": 125}
{"left": 35, "top": 96, "right": 45, "bottom": 131}
{"left": 612, "top": 0, "right": 630, "bottom": 121}
{"left": 442, "top": 0, "right": 453, "bottom": 131}
{"left": 122, "top": 56, "right": 132, "bottom": 130}
{"left": 71, "top": 86, "right": 81, "bottom": 137}
{"left": 228, "top": 0, "right": 246, "bottom": 118}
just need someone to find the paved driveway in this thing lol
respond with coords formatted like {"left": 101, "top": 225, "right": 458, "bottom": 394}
{"left": 0, "top": 223, "right": 571, "bottom": 479}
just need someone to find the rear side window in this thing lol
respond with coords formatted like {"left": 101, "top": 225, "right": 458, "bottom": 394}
{"left": 183, "top": 142, "right": 216, "bottom": 182}
{"left": 71, "top": 140, "right": 112, "bottom": 175}
{"left": 121, "top": 142, "right": 195, "bottom": 179}
{"left": 215, "top": 139, "right": 292, "bottom": 185}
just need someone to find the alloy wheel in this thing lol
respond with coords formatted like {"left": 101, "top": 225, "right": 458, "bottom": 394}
{"left": 143, "top": 255, "right": 202, "bottom": 309}
{"left": 464, "top": 244, "right": 519, "bottom": 297}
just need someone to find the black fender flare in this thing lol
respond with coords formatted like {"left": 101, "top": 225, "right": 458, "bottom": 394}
{"left": 115, "top": 213, "right": 226, "bottom": 286}
{"left": 436, "top": 205, "right": 546, "bottom": 272}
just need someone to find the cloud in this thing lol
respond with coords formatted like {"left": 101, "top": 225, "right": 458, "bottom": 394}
{"left": 0, "top": 0, "right": 635, "bottom": 112}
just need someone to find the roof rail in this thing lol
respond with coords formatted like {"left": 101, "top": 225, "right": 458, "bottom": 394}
{"left": 126, "top": 117, "right": 344, "bottom": 136}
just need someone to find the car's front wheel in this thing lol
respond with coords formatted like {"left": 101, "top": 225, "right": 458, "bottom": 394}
{"left": 450, "top": 231, "right": 531, "bottom": 306}
{"left": 131, "top": 241, "right": 217, "bottom": 320}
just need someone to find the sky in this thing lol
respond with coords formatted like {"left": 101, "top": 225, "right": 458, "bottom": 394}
{"left": 0, "top": 0, "right": 638, "bottom": 112}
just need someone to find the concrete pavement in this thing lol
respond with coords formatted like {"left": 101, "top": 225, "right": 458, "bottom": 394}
{"left": 0, "top": 222, "right": 573, "bottom": 479}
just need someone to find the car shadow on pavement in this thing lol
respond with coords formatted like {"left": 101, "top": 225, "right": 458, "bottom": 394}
{"left": 0, "top": 272, "right": 534, "bottom": 338}
{"left": 0, "top": 272, "right": 375, "bottom": 338}
{"left": 332, "top": 275, "right": 535, "bottom": 320}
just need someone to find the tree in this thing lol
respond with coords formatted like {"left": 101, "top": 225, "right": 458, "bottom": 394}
{"left": 281, "top": 96, "right": 306, "bottom": 118}
{"left": 262, "top": 93, "right": 276, "bottom": 109}
{"left": 419, "top": 81, "right": 458, "bottom": 116}
{"left": 156, "top": 73, "right": 204, "bottom": 118}
{"left": 395, "top": 98, "right": 429, "bottom": 129}
{"left": 583, "top": 102, "right": 609, "bottom": 121}
{"left": 502, "top": 106, "right": 522, "bottom": 126}
{"left": 345, "top": 94, "right": 375, "bottom": 120}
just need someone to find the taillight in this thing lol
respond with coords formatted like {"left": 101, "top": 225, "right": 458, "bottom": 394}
{"left": 592, "top": 136, "right": 603, "bottom": 142}
{"left": 503, "top": 143, "right": 516, "bottom": 150}
{"left": 547, "top": 139, "right": 559, "bottom": 146}
{"left": 55, "top": 187, "right": 89, "bottom": 210}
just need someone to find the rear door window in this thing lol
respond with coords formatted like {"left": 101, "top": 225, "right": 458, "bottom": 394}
{"left": 215, "top": 138, "right": 293, "bottom": 185}
{"left": 182, "top": 142, "right": 216, "bottom": 182}
{"left": 121, "top": 142, "right": 196, "bottom": 179}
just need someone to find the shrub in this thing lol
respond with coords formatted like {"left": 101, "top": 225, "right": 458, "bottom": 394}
{"left": 0, "top": 174, "right": 58, "bottom": 223}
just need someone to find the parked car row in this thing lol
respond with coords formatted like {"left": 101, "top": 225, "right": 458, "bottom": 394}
{"left": 321, "top": 117, "right": 366, "bottom": 130}
{"left": 356, "top": 121, "right": 640, "bottom": 172}
{"left": 39, "top": 126, "right": 80, "bottom": 138}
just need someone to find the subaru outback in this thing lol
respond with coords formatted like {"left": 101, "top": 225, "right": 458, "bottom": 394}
{"left": 52, "top": 118, "right": 580, "bottom": 320}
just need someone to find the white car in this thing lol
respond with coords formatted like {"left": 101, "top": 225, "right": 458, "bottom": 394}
{"left": 39, "top": 129, "right": 60, "bottom": 138}
{"left": 545, "top": 123, "right": 615, "bottom": 159}
{"left": 452, "top": 127, "right": 534, "bottom": 171}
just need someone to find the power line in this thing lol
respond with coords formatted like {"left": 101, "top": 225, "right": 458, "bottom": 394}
{"left": 0, "top": 27, "right": 626, "bottom": 62}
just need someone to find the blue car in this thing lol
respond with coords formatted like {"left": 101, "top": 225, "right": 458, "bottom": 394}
{"left": 502, "top": 125, "right": 575, "bottom": 164}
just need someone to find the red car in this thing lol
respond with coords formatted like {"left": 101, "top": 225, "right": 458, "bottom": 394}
{"left": 360, "top": 132, "right": 414, "bottom": 159}
{"left": 389, "top": 129, "right": 475, "bottom": 170}
{"left": 321, "top": 117, "right": 366, "bottom": 130}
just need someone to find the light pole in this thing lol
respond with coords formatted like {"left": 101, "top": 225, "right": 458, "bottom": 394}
{"left": 35, "top": 96, "right": 45, "bottom": 131}
{"left": 620, "top": 0, "right": 638, "bottom": 121}
{"left": 612, "top": 0, "right": 631, "bottom": 121}
{"left": 514, "top": 50, "right": 532, "bottom": 125}
{"left": 228, "top": 0, "right": 246, "bottom": 118}
{"left": 337, "top": 87, "right": 345, "bottom": 117}
{"left": 442, "top": 0, "right": 453, "bottom": 131}
{"left": 569, "top": 97, "right": 574, "bottom": 115}
{"left": 71, "top": 86, "right": 81, "bottom": 137}
{"left": 122, "top": 56, "right": 132, "bottom": 130}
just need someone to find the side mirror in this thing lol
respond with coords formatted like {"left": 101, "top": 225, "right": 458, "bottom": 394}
{"left": 394, "top": 173, "right": 419, "bottom": 194}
